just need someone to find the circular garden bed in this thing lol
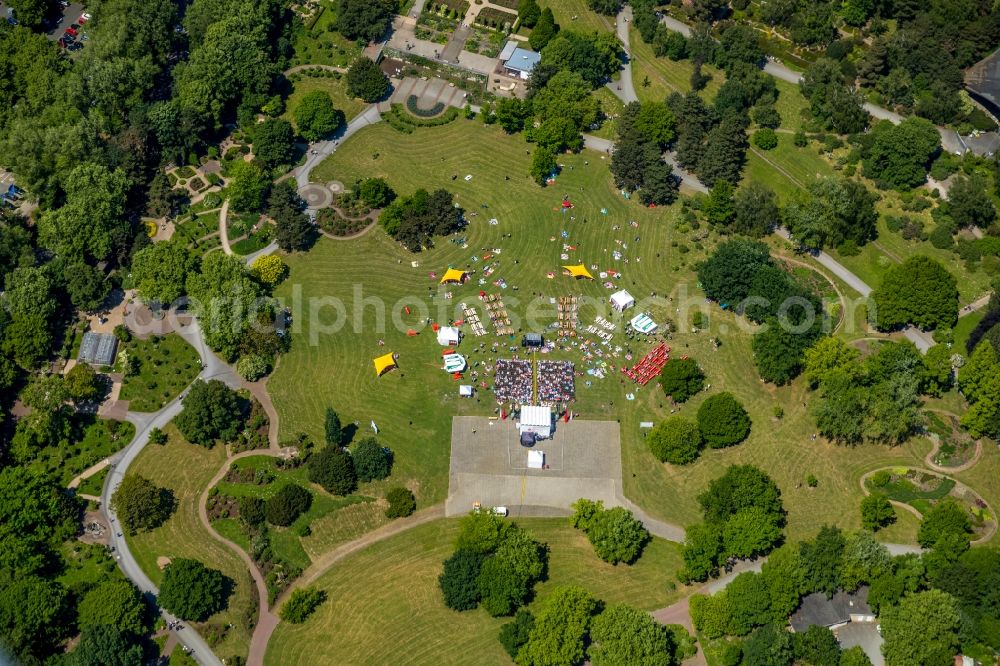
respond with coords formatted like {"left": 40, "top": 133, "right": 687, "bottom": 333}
{"left": 924, "top": 411, "right": 981, "bottom": 469}
{"left": 863, "top": 466, "right": 995, "bottom": 542}
{"left": 317, "top": 207, "right": 373, "bottom": 237}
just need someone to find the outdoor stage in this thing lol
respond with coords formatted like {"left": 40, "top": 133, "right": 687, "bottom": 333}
{"left": 445, "top": 416, "right": 623, "bottom": 517}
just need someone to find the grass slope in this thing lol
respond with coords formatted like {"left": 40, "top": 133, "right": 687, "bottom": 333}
{"left": 120, "top": 334, "right": 201, "bottom": 412}
{"left": 279, "top": 120, "right": 999, "bottom": 551}
{"left": 282, "top": 75, "right": 366, "bottom": 129}
{"left": 265, "top": 517, "right": 686, "bottom": 666}
{"left": 124, "top": 426, "right": 255, "bottom": 661}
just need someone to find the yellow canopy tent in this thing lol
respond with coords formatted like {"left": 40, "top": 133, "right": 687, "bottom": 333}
{"left": 439, "top": 268, "right": 467, "bottom": 284}
{"left": 562, "top": 264, "right": 594, "bottom": 280}
{"left": 373, "top": 353, "right": 398, "bottom": 377}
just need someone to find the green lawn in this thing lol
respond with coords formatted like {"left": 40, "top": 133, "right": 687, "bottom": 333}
{"left": 290, "top": 4, "right": 362, "bottom": 69}
{"left": 629, "top": 26, "right": 724, "bottom": 104}
{"left": 954, "top": 310, "right": 985, "bottom": 351}
{"left": 281, "top": 119, "right": 689, "bottom": 527}
{"left": 125, "top": 426, "right": 256, "bottom": 661}
{"left": 119, "top": 333, "right": 201, "bottom": 412}
{"left": 282, "top": 75, "right": 366, "bottom": 128}
{"left": 211, "top": 455, "right": 374, "bottom": 570}
{"left": 288, "top": 118, "right": 989, "bottom": 546}
{"left": 742, "top": 135, "right": 837, "bottom": 203}
{"left": 265, "top": 517, "right": 687, "bottom": 666}
{"left": 539, "top": 0, "right": 615, "bottom": 35}
{"left": 590, "top": 87, "right": 625, "bottom": 140}
{"left": 77, "top": 465, "right": 109, "bottom": 497}
{"left": 30, "top": 416, "right": 134, "bottom": 486}
{"left": 58, "top": 542, "right": 127, "bottom": 595}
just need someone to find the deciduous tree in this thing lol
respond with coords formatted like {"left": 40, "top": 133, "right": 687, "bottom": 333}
{"left": 881, "top": 590, "right": 960, "bottom": 666}
{"left": 588, "top": 603, "right": 674, "bottom": 666}
{"left": 648, "top": 416, "right": 704, "bottom": 464}
{"left": 860, "top": 494, "right": 895, "bottom": 532}
{"left": 175, "top": 379, "right": 244, "bottom": 446}
{"left": 516, "top": 586, "right": 597, "bottom": 666}
{"left": 697, "top": 392, "right": 751, "bottom": 448}
{"left": 658, "top": 357, "right": 706, "bottom": 402}
{"left": 870, "top": 255, "right": 957, "bottom": 330}
{"left": 351, "top": 437, "right": 392, "bottom": 483}
{"left": 111, "top": 474, "right": 176, "bottom": 535}
{"left": 157, "top": 558, "right": 228, "bottom": 622}
{"left": 77, "top": 580, "right": 148, "bottom": 635}
{"left": 346, "top": 57, "right": 390, "bottom": 103}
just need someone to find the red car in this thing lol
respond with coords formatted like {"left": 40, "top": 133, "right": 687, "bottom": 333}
{"left": 64, "top": 27, "right": 77, "bottom": 36}
{"left": 77, "top": 15, "right": 88, "bottom": 24}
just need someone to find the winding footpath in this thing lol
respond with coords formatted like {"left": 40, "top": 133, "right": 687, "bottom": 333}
{"left": 774, "top": 227, "right": 938, "bottom": 352}
{"left": 607, "top": 6, "right": 639, "bottom": 104}
{"left": 293, "top": 104, "right": 382, "bottom": 189}
{"left": 100, "top": 318, "right": 241, "bottom": 666}
{"left": 657, "top": 14, "right": 967, "bottom": 155}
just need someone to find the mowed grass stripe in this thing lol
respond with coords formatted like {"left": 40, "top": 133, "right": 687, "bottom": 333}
{"left": 265, "top": 518, "right": 687, "bottom": 665}
{"left": 125, "top": 426, "right": 255, "bottom": 660}
{"left": 279, "top": 119, "right": 682, "bottom": 517}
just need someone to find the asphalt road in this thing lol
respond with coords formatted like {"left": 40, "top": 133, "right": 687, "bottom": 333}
{"left": 660, "top": 14, "right": 971, "bottom": 156}
{"left": 774, "top": 227, "right": 937, "bottom": 352}
{"left": 606, "top": 6, "right": 638, "bottom": 104}
{"left": 294, "top": 104, "right": 382, "bottom": 188}
{"left": 101, "top": 319, "right": 242, "bottom": 666}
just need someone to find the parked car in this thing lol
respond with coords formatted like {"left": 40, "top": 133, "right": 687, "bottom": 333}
{"left": 81, "top": 12, "right": 92, "bottom": 20}
{"left": 70, "top": 23, "right": 80, "bottom": 30}
{"left": 62, "top": 32, "right": 75, "bottom": 42}
{"left": 68, "top": 42, "right": 83, "bottom": 51}
{"left": 77, "top": 15, "right": 88, "bottom": 23}
{"left": 64, "top": 26, "right": 77, "bottom": 36}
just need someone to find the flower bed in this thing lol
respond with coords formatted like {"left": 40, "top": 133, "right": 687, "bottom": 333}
{"left": 406, "top": 94, "right": 446, "bottom": 118}
{"left": 865, "top": 467, "right": 996, "bottom": 541}
{"left": 925, "top": 412, "right": 978, "bottom": 468}
{"left": 474, "top": 6, "right": 516, "bottom": 31}
{"left": 866, "top": 468, "right": 955, "bottom": 503}
{"left": 317, "top": 208, "right": 372, "bottom": 237}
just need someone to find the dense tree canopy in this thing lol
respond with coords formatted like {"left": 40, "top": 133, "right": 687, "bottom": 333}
{"left": 380, "top": 188, "right": 465, "bottom": 251}
{"left": 346, "top": 57, "right": 390, "bottom": 103}
{"left": 337, "top": 0, "right": 394, "bottom": 42}
{"left": 588, "top": 603, "right": 674, "bottom": 666}
{"left": 175, "top": 379, "right": 244, "bottom": 446}
{"left": 696, "top": 392, "right": 751, "bottom": 448}
{"left": 870, "top": 255, "right": 958, "bottom": 330}
{"left": 77, "top": 580, "right": 148, "bottom": 635}
{"left": 863, "top": 117, "right": 941, "bottom": 190}
{"left": 351, "top": 437, "right": 392, "bottom": 483}
{"left": 658, "top": 358, "right": 706, "bottom": 403}
{"left": 881, "top": 590, "right": 961, "bottom": 666}
{"left": 157, "top": 558, "right": 228, "bottom": 622}
{"left": 294, "top": 91, "right": 345, "bottom": 142}
{"left": 648, "top": 416, "right": 704, "bottom": 465}
{"left": 111, "top": 474, "right": 175, "bottom": 535}
{"left": 783, "top": 178, "right": 879, "bottom": 251}
{"left": 570, "top": 499, "right": 650, "bottom": 565}
{"left": 516, "top": 586, "right": 597, "bottom": 666}
{"left": 307, "top": 445, "right": 357, "bottom": 495}
{"left": 265, "top": 483, "right": 312, "bottom": 526}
